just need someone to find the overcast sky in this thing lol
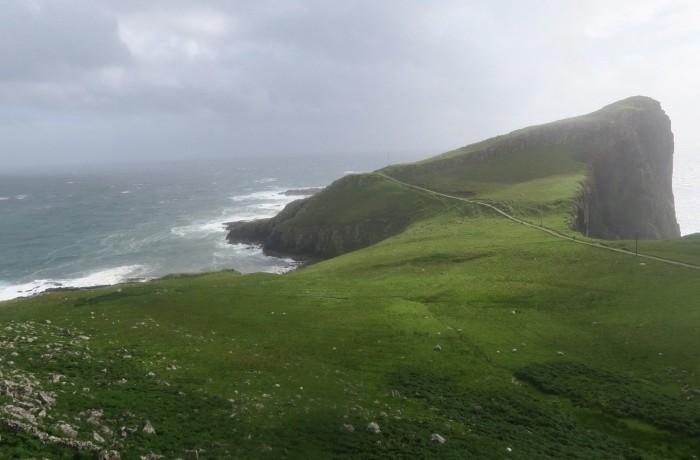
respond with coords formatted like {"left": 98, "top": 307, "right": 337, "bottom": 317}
{"left": 2, "top": 0, "right": 700, "bottom": 170}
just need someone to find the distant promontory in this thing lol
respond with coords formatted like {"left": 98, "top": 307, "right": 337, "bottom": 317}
{"left": 227, "top": 96, "right": 680, "bottom": 260}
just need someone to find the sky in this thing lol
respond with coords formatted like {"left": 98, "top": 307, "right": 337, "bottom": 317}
{"left": 2, "top": 0, "right": 700, "bottom": 170}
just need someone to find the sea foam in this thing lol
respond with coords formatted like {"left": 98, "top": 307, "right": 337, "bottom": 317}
{"left": 0, "top": 265, "right": 147, "bottom": 302}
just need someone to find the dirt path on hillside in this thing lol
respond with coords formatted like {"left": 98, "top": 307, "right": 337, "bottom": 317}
{"left": 379, "top": 173, "right": 700, "bottom": 270}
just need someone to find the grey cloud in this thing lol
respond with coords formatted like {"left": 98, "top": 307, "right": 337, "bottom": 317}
{"left": 0, "top": 1, "right": 130, "bottom": 82}
{"left": 2, "top": 0, "right": 700, "bottom": 170}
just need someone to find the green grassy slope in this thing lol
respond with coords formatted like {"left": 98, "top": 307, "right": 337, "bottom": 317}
{"left": 1, "top": 178, "right": 699, "bottom": 458}
{"left": 228, "top": 173, "right": 452, "bottom": 259}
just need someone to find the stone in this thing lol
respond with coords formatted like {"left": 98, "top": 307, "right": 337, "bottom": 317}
{"left": 4, "top": 405, "right": 37, "bottom": 424}
{"left": 430, "top": 433, "right": 446, "bottom": 444}
{"left": 140, "top": 453, "right": 164, "bottom": 460}
{"left": 37, "top": 391, "right": 55, "bottom": 407}
{"left": 142, "top": 420, "right": 156, "bottom": 435}
{"left": 339, "top": 424, "right": 355, "bottom": 434}
{"left": 366, "top": 421, "right": 381, "bottom": 434}
{"left": 57, "top": 422, "right": 78, "bottom": 438}
{"left": 433, "top": 344, "right": 442, "bottom": 352}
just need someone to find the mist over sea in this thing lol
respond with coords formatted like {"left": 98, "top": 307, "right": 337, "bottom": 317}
{"left": 673, "top": 148, "right": 700, "bottom": 237}
{"left": 1, "top": 150, "right": 698, "bottom": 302}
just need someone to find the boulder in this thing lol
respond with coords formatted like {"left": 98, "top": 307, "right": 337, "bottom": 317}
{"left": 366, "top": 421, "right": 381, "bottom": 434}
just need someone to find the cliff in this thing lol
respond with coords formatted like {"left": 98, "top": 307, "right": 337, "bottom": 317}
{"left": 383, "top": 96, "right": 680, "bottom": 240}
{"left": 227, "top": 96, "right": 680, "bottom": 260}
{"left": 568, "top": 97, "right": 679, "bottom": 239}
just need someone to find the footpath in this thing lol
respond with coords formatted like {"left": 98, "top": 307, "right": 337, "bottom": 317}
{"left": 379, "top": 173, "right": 700, "bottom": 271}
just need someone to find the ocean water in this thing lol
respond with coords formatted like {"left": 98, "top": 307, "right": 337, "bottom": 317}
{"left": 0, "top": 154, "right": 388, "bottom": 301}
{"left": 1, "top": 150, "right": 698, "bottom": 302}
{"left": 673, "top": 149, "right": 700, "bottom": 237}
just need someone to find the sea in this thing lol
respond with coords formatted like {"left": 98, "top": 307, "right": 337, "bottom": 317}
{"left": 1, "top": 150, "right": 698, "bottom": 302}
{"left": 0, "top": 154, "right": 391, "bottom": 302}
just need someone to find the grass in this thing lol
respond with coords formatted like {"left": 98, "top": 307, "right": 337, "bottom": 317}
{"left": 1, "top": 194, "right": 699, "bottom": 458}
{"left": 1, "top": 97, "right": 696, "bottom": 458}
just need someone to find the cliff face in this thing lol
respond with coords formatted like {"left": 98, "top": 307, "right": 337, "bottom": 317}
{"left": 384, "top": 96, "right": 680, "bottom": 241}
{"left": 568, "top": 97, "right": 679, "bottom": 239}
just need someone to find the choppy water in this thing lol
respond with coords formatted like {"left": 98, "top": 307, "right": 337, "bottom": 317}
{"left": 0, "top": 150, "right": 698, "bottom": 302}
{"left": 0, "top": 154, "right": 387, "bottom": 301}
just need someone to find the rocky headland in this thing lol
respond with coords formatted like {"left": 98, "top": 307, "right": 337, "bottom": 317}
{"left": 227, "top": 96, "right": 680, "bottom": 260}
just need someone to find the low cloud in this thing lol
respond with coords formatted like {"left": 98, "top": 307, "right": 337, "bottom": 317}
{"left": 2, "top": 0, "right": 700, "bottom": 169}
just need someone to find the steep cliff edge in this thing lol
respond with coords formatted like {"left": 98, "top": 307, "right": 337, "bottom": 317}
{"left": 383, "top": 96, "right": 680, "bottom": 240}
{"left": 569, "top": 97, "right": 679, "bottom": 239}
{"left": 227, "top": 96, "right": 680, "bottom": 260}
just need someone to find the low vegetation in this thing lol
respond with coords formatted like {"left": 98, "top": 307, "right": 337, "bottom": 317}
{"left": 1, "top": 184, "right": 698, "bottom": 458}
{"left": 1, "top": 97, "right": 696, "bottom": 458}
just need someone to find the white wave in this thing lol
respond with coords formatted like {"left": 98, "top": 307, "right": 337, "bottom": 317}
{"left": 0, "top": 197, "right": 8, "bottom": 201}
{"left": 0, "top": 265, "right": 148, "bottom": 302}
{"left": 120, "top": 190, "right": 131, "bottom": 194}
{"left": 171, "top": 196, "right": 296, "bottom": 240}
{"left": 230, "top": 190, "right": 290, "bottom": 202}
{"left": 227, "top": 190, "right": 301, "bottom": 222}
{"left": 171, "top": 220, "right": 228, "bottom": 238}
{"left": 222, "top": 210, "right": 272, "bottom": 221}
{"left": 219, "top": 243, "right": 300, "bottom": 273}
{"left": 258, "top": 202, "right": 288, "bottom": 211}
{"left": 255, "top": 178, "right": 277, "bottom": 183}
{"left": 264, "top": 261, "right": 300, "bottom": 274}
{"left": 15, "top": 194, "right": 28, "bottom": 200}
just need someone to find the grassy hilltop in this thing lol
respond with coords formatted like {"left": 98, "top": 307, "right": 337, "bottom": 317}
{"left": 1, "top": 98, "right": 700, "bottom": 459}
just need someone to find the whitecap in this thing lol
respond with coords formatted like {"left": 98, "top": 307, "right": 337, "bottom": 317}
{"left": 230, "top": 190, "right": 290, "bottom": 202}
{"left": 0, "top": 265, "right": 148, "bottom": 302}
{"left": 223, "top": 243, "right": 264, "bottom": 255}
{"left": 120, "top": 190, "right": 131, "bottom": 194}
{"left": 15, "top": 194, "right": 28, "bottom": 200}
{"left": 216, "top": 243, "right": 300, "bottom": 273}
{"left": 68, "top": 265, "right": 148, "bottom": 287}
{"left": 0, "top": 197, "right": 8, "bottom": 201}
{"left": 255, "top": 178, "right": 277, "bottom": 184}
{"left": 171, "top": 221, "right": 228, "bottom": 238}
